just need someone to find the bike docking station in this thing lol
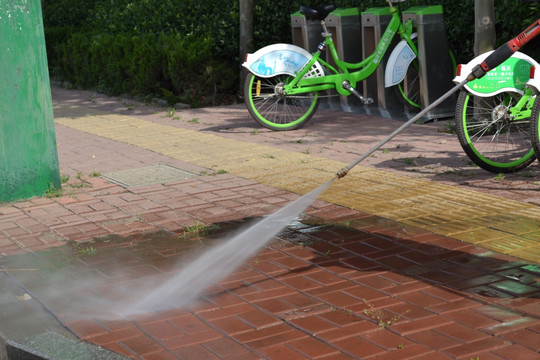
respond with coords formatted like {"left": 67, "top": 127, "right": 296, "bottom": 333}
{"left": 323, "top": 8, "right": 363, "bottom": 111}
{"left": 292, "top": 8, "right": 363, "bottom": 111}
{"left": 402, "top": 5, "right": 456, "bottom": 121}
{"left": 290, "top": 4, "right": 456, "bottom": 123}
{"left": 361, "top": 6, "right": 403, "bottom": 119}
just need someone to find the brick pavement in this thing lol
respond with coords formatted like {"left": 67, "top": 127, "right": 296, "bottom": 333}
{"left": 0, "top": 86, "right": 538, "bottom": 359}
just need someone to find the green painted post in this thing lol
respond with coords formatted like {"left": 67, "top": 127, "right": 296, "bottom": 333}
{"left": 0, "top": 0, "right": 60, "bottom": 202}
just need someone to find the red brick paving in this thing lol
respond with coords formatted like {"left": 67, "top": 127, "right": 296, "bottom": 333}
{"left": 3, "top": 211, "right": 538, "bottom": 359}
{"left": 1, "top": 89, "right": 540, "bottom": 359}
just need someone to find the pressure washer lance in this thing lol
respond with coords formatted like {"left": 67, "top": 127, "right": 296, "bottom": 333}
{"left": 336, "top": 18, "right": 540, "bottom": 179}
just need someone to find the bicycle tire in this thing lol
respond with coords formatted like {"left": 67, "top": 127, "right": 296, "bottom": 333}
{"left": 393, "top": 37, "right": 457, "bottom": 111}
{"left": 455, "top": 90, "right": 536, "bottom": 173}
{"left": 244, "top": 73, "right": 320, "bottom": 131}
{"left": 530, "top": 95, "right": 540, "bottom": 160}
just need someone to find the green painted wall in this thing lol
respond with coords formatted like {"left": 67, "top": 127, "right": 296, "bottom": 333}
{"left": 0, "top": 0, "right": 60, "bottom": 202}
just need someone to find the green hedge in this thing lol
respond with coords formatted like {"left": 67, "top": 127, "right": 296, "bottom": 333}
{"left": 43, "top": 0, "right": 540, "bottom": 106}
{"left": 48, "top": 30, "right": 236, "bottom": 106}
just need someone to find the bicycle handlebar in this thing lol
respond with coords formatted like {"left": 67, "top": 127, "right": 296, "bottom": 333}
{"left": 467, "top": 18, "right": 540, "bottom": 81}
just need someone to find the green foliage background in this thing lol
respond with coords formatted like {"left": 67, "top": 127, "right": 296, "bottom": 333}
{"left": 42, "top": 0, "right": 539, "bottom": 106}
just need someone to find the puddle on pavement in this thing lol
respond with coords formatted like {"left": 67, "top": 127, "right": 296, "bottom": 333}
{"left": 1, "top": 216, "right": 539, "bottom": 323}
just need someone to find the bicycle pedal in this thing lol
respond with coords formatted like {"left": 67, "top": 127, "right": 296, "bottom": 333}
{"left": 343, "top": 82, "right": 373, "bottom": 105}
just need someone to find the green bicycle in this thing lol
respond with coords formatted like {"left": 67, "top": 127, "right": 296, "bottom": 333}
{"left": 453, "top": 51, "right": 539, "bottom": 173}
{"left": 242, "top": 0, "right": 425, "bottom": 131}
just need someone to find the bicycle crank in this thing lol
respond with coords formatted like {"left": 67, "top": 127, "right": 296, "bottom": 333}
{"left": 342, "top": 81, "right": 373, "bottom": 105}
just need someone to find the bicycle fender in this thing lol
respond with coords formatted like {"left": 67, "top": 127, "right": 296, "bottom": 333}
{"left": 242, "top": 44, "right": 315, "bottom": 78}
{"left": 526, "top": 61, "right": 540, "bottom": 94}
{"left": 384, "top": 35, "right": 417, "bottom": 88}
{"left": 453, "top": 51, "right": 539, "bottom": 96}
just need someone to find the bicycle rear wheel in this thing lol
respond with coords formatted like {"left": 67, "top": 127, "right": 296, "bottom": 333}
{"left": 244, "top": 74, "right": 320, "bottom": 131}
{"left": 455, "top": 90, "right": 535, "bottom": 173}
{"left": 529, "top": 95, "right": 540, "bottom": 160}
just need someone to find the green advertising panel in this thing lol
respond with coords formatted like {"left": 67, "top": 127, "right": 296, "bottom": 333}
{"left": 466, "top": 57, "right": 532, "bottom": 95}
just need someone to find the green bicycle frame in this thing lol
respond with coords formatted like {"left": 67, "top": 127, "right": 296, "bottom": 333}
{"left": 284, "top": 6, "right": 416, "bottom": 96}
{"left": 509, "top": 87, "right": 535, "bottom": 120}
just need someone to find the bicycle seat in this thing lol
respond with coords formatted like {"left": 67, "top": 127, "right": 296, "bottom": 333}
{"left": 300, "top": 5, "right": 337, "bottom": 21}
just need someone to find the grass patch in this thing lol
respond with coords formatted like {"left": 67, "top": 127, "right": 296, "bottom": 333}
{"left": 178, "top": 220, "right": 220, "bottom": 240}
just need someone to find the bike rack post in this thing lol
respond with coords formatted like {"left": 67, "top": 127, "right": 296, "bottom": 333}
{"left": 325, "top": 8, "right": 363, "bottom": 111}
{"left": 403, "top": 5, "right": 456, "bottom": 121}
{"left": 360, "top": 7, "right": 405, "bottom": 120}
{"left": 291, "top": 11, "right": 323, "bottom": 54}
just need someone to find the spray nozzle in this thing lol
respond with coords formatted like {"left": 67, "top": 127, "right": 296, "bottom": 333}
{"left": 336, "top": 166, "right": 350, "bottom": 178}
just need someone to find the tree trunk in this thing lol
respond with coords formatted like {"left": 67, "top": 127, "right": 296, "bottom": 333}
{"left": 239, "top": 0, "right": 253, "bottom": 89}
{"left": 474, "top": 0, "right": 496, "bottom": 56}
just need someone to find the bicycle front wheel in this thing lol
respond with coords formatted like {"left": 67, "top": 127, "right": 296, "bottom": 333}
{"left": 392, "top": 36, "right": 421, "bottom": 110}
{"left": 244, "top": 74, "right": 320, "bottom": 131}
{"left": 394, "top": 58, "right": 421, "bottom": 110}
{"left": 455, "top": 90, "right": 535, "bottom": 173}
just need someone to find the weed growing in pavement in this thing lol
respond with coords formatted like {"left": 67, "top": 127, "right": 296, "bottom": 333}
{"left": 382, "top": 148, "right": 391, "bottom": 154}
{"left": 439, "top": 121, "right": 456, "bottom": 135}
{"left": 360, "top": 298, "right": 409, "bottom": 329}
{"left": 178, "top": 220, "right": 220, "bottom": 240}
{"left": 494, "top": 173, "right": 505, "bottom": 181}
{"left": 166, "top": 107, "right": 176, "bottom": 117}
{"left": 205, "top": 169, "right": 228, "bottom": 176}
{"left": 89, "top": 170, "right": 101, "bottom": 177}
{"left": 251, "top": 129, "right": 260, "bottom": 135}
{"left": 72, "top": 243, "right": 97, "bottom": 256}
{"left": 60, "top": 174, "right": 70, "bottom": 184}
{"left": 263, "top": 154, "right": 276, "bottom": 159}
{"left": 302, "top": 147, "right": 310, "bottom": 155}
{"left": 70, "top": 179, "right": 89, "bottom": 189}
{"left": 188, "top": 118, "right": 199, "bottom": 124}
{"left": 297, "top": 239, "right": 317, "bottom": 248}
{"left": 45, "top": 183, "right": 64, "bottom": 198}
{"left": 402, "top": 158, "right": 415, "bottom": 166}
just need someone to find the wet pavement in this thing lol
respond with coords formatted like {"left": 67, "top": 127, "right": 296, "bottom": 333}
{"left": 0, "top": 86, "right": 539, "bottom": 359}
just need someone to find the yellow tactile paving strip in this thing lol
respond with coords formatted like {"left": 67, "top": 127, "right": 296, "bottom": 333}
{"left": 54, "top": 104, "right": 540, "bottom": 264}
